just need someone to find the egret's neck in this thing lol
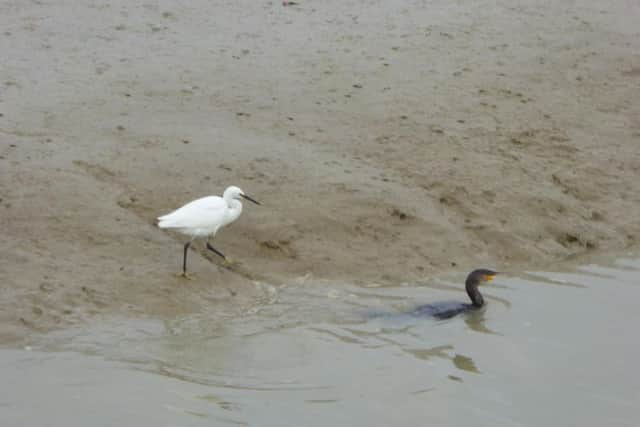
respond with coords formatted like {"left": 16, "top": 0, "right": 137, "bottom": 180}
{"left": 226, "top": 199, "right": 243, "bottom": 220}
{"left": 223, "top": 193, "right": 234, "bottom": 206}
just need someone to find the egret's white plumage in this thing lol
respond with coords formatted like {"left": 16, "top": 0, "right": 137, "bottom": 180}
{"left": 158, "top": 186, "right": 260, "bottom": 276}
{"left": 158, "top": 194, "right": 239, "bottom": 236}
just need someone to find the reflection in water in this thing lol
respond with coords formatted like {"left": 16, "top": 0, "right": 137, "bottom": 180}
{"left": 405, "top": 344, "right": 454, "bottom": 361}
{"left": 464, "top": 307, "right": 499, "bottom": 335}
{"left": 405, "top": 345, "right": 480, "bottom": 374}
{"left": 452, "top": 354, "right": 480, "bottom": 373}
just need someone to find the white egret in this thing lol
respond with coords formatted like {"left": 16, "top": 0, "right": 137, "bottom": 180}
{"left": 157, "top": 186, "right": 260, "bottom": 277}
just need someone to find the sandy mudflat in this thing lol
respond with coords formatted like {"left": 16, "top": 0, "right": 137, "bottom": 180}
{"left": 1, "top": 0, "right": 639, "bottom": 341}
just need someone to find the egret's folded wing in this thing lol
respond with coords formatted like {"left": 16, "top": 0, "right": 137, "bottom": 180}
{"left": 157, "top": 196, "right": 226, "bottom": 229}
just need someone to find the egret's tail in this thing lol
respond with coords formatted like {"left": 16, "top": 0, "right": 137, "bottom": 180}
{"left": 157, "top": 214, "right": 179, "bottom": 229}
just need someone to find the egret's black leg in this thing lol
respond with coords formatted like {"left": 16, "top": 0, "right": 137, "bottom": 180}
{"left": 183, "top": 241, "right": 191, "bottom": 275}
{"left": 206, "top": 241, "right": 227, "bottom": 260}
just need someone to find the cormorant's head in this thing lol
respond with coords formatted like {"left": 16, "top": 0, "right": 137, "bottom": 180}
{"left": 464, "top": 269, "right": 497, "bottom": 308}
{"left": 466, "top": 269, "right": 498, "bottom": 286}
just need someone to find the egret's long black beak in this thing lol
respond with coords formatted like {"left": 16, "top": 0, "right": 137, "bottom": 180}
{"left": 241, "top": 194, "right": 261, "bottom": 205}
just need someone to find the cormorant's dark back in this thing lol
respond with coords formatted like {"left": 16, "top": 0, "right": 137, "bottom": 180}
{"left": 411, "top": 269, "right": 497, "bottom": 319}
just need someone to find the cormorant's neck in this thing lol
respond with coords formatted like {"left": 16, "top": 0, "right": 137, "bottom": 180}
{"left": 465, "top": 279, "right": 484, "bottom": 307}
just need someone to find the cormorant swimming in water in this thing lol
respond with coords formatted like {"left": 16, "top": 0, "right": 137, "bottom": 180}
{"left": 411, "top": 269, "right": 498, "bottom": 320}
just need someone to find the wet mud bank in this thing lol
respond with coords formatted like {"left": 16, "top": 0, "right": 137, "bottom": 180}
{"left": 1, "top": 0, "right": 639, "bottom": 339}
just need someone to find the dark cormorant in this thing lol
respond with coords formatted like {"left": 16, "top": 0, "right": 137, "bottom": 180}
{"left": 411, "top": 269, "right": 498, "bottom": 320}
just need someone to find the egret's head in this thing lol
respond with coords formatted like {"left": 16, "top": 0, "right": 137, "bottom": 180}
{"left": 466, "top": 269, "right": 498, "bottom": 286}
{"left": 223, "top": 186, "right": 260, "bottom": 205}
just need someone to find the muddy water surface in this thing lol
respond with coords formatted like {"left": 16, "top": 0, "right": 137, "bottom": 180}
{"left": 2, "top": 258, "right": 639, "bottom": 426}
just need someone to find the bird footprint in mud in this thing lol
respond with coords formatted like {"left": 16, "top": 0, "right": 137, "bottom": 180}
{"left": 220, "top": 258, "right": 256, "bottom": 281}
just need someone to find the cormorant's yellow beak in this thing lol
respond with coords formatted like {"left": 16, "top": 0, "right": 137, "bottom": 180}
{"left": 484, "top": 274, "right": 495, "bottom": 282}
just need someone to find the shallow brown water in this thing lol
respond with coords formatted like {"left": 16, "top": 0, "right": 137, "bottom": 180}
{"left": 2, "top": 258, "right": 640, "bottom": 426}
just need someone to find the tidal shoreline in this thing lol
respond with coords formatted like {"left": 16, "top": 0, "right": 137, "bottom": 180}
{"left": 1, "top": 0, "right": 639, "bottom": 340}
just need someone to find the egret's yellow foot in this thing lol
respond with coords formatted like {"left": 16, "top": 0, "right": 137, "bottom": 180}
{"left": 174, "top": 272, "right": 195, "bottom": 280}
{"left": 223, "top": 258, "right": 240, "bottom": 267}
